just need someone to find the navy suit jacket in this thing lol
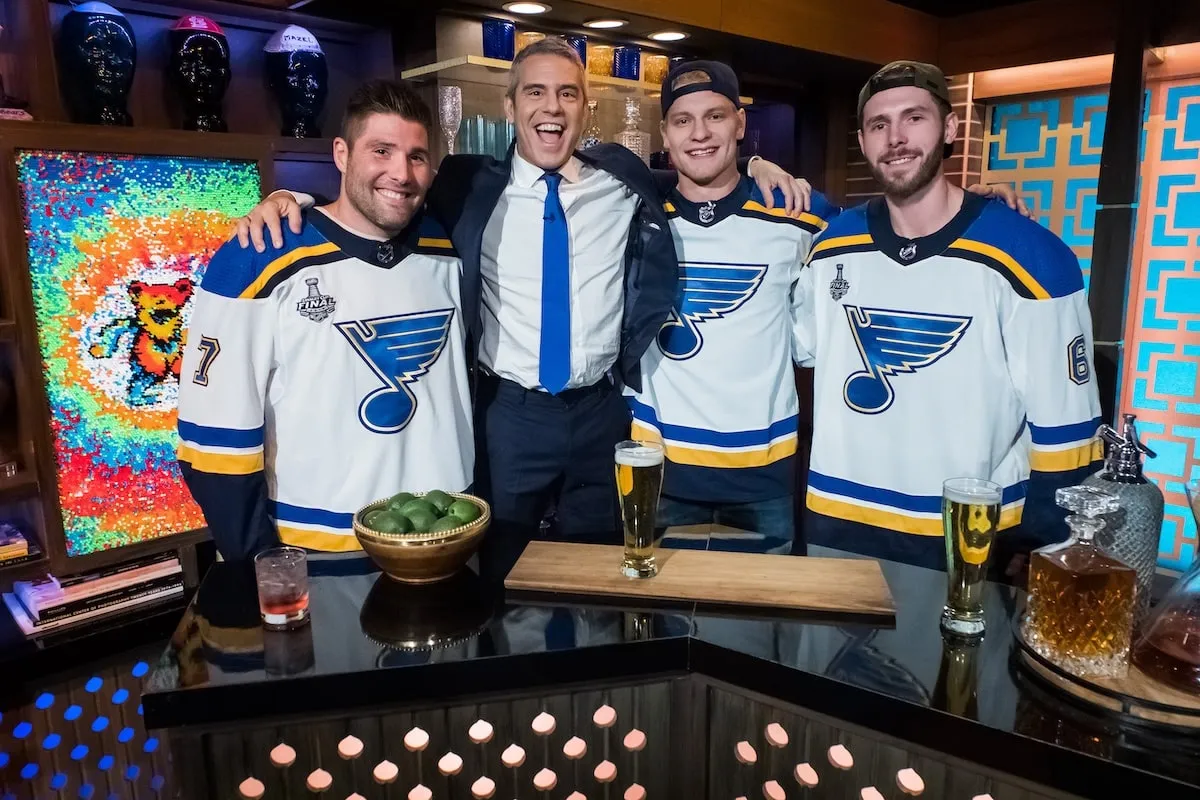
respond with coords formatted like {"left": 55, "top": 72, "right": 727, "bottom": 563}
{"left": 425, "top": 143, "right": 679, "bottom": 393}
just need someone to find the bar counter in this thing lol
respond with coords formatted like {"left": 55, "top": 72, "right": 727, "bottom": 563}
{"left": 142, "top": 543, "right": 1200, "bottom": 799}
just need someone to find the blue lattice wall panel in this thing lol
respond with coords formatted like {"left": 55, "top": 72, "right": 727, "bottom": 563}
{"left": 984, "top": 81, "right": 1200, "bottom": 569}
{"left": 1123, "top": 80, "right": 1200, "bottom": 571}
{"left": 985, "top": 94, "right": 1106, "bottom": 288}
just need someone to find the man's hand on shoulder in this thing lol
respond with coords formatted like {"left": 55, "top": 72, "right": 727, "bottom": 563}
{"left": 747, "top": 156, "right": 812, "bottom": 217}
{"left": 967, "top": 182, "right": 1034, "bottom": 219}
{"left": 235, "top": 190, "right": 304, "bottom": 253}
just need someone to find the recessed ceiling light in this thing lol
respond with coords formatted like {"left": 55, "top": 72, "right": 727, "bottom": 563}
{"left": 648, "top": 31, "right": 688, "bottom": 42}
{"left": 502, "top": 2, "right": 550, "bottom": 13}
{"left": 583, "top": 18, "right": 628, "bottom": 29}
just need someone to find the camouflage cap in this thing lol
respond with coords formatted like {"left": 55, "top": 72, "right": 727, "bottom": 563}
{"left": 857, "top": 60, "right": 951, "bottom": 125}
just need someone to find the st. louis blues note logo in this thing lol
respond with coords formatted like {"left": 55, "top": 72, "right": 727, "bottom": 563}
{"left": 336, "top": 309, "right": 455, "bottom": 433}
{"left": 843, "top": 306, "right": 971, "bottom": 414}
{"left": 296, "top": 277, "right": 336, "bottom": 322}
{"left": 657, "top": 262, "right": 766, "bottom": 360}
{"left": 829, "top": 264, "right": 850, "bottom": 300}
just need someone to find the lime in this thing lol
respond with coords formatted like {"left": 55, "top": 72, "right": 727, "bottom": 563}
{"left": 371, "top": 512, "right": 411, "bottom": 534}
{"left": 425, "top": 489, "right": 454, "bottom": 513}
{"left": 447, "top": 499, "right": 481, "bottom": 524}
{"left": 429, "top": 515, "right": 463, "bottom": 533}
{"left": 398, "top": 499, "right": 438, "bottom": 519}
{"left": 405, "top": 509, "right": 438, "bottom": 533}
{"left": 363, "top": 509, "right": 387, "bottom": 528}
{"left": 386, "top": 492, "right": 416, "bottom": 511}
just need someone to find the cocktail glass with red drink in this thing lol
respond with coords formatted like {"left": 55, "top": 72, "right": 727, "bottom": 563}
{"left": 254, "top": 546, "right": 310, "bottom": 630}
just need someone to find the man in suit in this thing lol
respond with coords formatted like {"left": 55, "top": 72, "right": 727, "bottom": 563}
{"left": 235, "top": 40, "right": 811, "bottom": 574}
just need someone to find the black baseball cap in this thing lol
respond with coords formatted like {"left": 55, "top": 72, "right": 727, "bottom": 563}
{"left": 661, "top": 60, "right": 741, "bottom": 116}
{"left": 857, "top": 60, "right": 951, "bottom": 125}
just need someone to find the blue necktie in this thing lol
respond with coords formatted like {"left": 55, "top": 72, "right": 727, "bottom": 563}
{"left": 539, "top": 172, "right": 571, "bottom": 394}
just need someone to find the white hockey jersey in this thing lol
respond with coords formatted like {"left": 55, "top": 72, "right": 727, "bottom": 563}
{"left": 177, "top": 208, "right": 472, "bottom": 558}
{"left": 626, "top": 181, "right": 836, "bottom": 503}
{"left": 797, "top": 193, "right": 1103, "bottom": 568}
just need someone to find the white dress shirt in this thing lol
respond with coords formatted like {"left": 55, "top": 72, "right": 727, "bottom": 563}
{"left": 479, "top": 151, "right": 638, "bottom": 391}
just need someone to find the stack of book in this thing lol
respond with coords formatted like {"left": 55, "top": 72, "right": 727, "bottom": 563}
{"left": 3, "top": 552, "right": 184, "bottom": 637}
{"left": 0, "top": 526, "right": 28, "bottom": 559}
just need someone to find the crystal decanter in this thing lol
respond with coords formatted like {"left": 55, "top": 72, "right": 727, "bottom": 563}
{"left": 1023, "top": 485, "right": 1137, "bottom": 679}
{"left": 615, "top": 97, "right": 650, "bottom": 165}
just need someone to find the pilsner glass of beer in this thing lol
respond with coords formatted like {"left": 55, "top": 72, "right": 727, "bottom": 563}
{"left": 941, "top": 477, "right": 1002, "bottom": 638}
{"left": 615, "top": 440, "right": 664, "bottom": 578}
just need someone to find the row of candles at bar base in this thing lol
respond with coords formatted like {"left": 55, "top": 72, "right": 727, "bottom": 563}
{"left": 1019, "top": 422, "right": 1200, "bottom": 693}
{"left": 234, "top": 710, "right": 966, "bottom": 799}
{"left": 234, "top": 705, "right": 646, "bottom": 800}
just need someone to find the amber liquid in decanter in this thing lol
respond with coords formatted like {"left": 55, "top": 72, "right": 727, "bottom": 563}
{"left": 1023, "top": 486, "right": 1136, "bottom": 679}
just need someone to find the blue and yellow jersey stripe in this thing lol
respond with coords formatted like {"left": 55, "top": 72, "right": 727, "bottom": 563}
{"left": 271, "top": 501, "right": 362, "bottom": 552}
{"left": 738, "top": 200, "right": 828, "bottom": 234}
{"left": 628, "top": 398, "right": 797, "bottom": 469}
{"left": 1027, "top": 417, "right": 1104, "bottom": 472}
{"left": 239, "top": 242, "right": 342, "bottom": 299}
{"left": 956, "top": 202, "right": 1085, "bottom": 299}
{"left": 805, "top": 471, "right": 1026, "bottom": 537}
{"left": 946, "top": 238, "right": 1051, "bottom": 300}
{"left": 177, "top": 420, "right": 265, "bottom": 476}
{"left": 806, "top": 233, "right": 875, "bottom": 264}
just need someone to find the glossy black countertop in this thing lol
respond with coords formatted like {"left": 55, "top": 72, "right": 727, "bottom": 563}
{"left": 142, "top": 544, "right": 1200, "bottom": 798}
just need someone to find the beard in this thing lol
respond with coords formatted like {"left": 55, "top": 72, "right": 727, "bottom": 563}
{"left": 869, "top": 144, "right": 944, "bottom": 200}
{"left": 343, "top": 169, "right": 418, "bottom": 236}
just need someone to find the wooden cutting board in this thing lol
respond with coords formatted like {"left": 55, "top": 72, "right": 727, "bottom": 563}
{"left": 504, "top": 542, "right": 895, "bottom": 621}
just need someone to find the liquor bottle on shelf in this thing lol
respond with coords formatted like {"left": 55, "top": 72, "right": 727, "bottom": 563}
{"left": 580, "top": 100, "right": 603, "bottom": 150}
{"left": 1131, "top": 480, "right": 1200, "bottom": 694}
{"left": 1082, "top": 414, "right": 1164, "bottom": 627}
{"left": 615, "top": 97, "right": 650, "bottom": 166}
{"left": 1023, "top": 485, "right": 1136, "bottom": 679}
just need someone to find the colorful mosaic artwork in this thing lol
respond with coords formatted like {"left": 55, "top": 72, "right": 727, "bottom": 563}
{"left": 15, "top": 151, "right": 260, "bottom": 557}
{"left": 983, "top": 81, "right": 1200, "bottom": 570}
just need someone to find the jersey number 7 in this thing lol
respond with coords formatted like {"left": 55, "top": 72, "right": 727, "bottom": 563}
{"left": 192, "top": 337, "right": 220, "bottom": 386}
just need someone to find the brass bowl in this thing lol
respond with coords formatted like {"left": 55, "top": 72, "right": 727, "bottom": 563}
{"left": 353, "top": 492, "right": 491, "bottom": 584}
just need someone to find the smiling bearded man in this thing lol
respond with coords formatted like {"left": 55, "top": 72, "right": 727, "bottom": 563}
{"left": 177, "top": 80, "right": 473, "bottom": 560}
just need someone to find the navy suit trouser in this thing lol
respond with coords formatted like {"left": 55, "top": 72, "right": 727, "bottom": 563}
{"left": 473, "top": 372, "right": 629, "bottom": 579}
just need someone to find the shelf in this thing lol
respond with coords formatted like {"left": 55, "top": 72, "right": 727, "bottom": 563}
{"left": 0, "top": 552, "right": 47, "bottom": 580}
{"left": 0, "top": 469, "right": 37, "bottom": 501}
{"left": 0, "top": 319, "right": 15, "bottom": 341}
{"left": 401, "top": 55, "right": 754, "bottom": 105}
{"left": 272, "top": 136, "right": 336, "bottom": 158}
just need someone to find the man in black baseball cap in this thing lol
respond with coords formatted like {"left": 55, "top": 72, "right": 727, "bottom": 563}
{"left": 624, "top": 57, "right": 840, "bottom": 556}
{"left": 660, "top": 59, "right": 743, "bottom": 117}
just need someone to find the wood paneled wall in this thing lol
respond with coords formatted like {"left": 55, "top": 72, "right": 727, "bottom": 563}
{"left": 578, "top": 0, "right": 938, "bottom": 66}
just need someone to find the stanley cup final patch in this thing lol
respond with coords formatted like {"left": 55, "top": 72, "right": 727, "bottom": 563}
{"left": 829, "top": 264, "right": 850, "bottom": 300}
{"left": 297, "top": 277, "right": 336, "bottom": 322}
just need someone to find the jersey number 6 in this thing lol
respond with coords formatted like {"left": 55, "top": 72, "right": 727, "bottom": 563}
{"left": 193, "top": 336, "right": 221, "bottom": 386}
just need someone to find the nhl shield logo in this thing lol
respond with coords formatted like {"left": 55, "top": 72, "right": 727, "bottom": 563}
{"left": 376, "top": 242, "right": 395, "bottom": 265}
{"left": 899, "top": 242, "right": 918, "bottom": 261}
{"left": 829, "top": 264, "right": 850, "bottom": 300}
{"left": 296, "top": 277, "right": 336, "bottom": 322}
{"left": 699, "top": 201, "right": 716, "bottom": 224}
